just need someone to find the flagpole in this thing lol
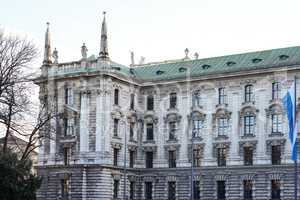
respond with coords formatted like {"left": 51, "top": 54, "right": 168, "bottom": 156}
{"left": 294, "top": 76, "right": 298, "bottom": 200}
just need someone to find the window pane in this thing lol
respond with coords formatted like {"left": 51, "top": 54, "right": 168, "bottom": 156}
{"left": 168, "top": 182, "right": 176, "bottom": 200}
{"left": 217, "top": 181, "right": 226, "bottom": 200}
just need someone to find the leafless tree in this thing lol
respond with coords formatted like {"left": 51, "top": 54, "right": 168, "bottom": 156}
{"left": 0, "top": 30, "right": 55, "bottom": 160}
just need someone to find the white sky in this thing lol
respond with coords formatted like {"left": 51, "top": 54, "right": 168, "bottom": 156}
{"left": 1, "top": 0, "right": 300, "bottom": 67}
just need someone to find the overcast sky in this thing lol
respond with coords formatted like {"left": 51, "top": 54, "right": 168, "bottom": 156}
{"left": 1, "top": 0, "right": 300, "bottom": 67}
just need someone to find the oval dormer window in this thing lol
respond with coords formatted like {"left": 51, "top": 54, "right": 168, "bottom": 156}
{"left": 279, "top": 55, "right": 289, "bottom": 60}
{"left": 226, "top": 61, "right": 236, "bottom": 66}
{"left": 156, "top": 70, "right": 165, "bottom": 75}
{"left": 179, "top": 67, "right": 187, "bottom": 72}
{"left": 202, "top": 64, "right": 211, "bottom": 69}
{"left": 252, "top": 58, "right": 262, "bottom": 64}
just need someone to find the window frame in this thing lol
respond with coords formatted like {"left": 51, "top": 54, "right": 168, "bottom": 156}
{"left": 245, "top": 84, "right": 253, "bottom": 102}
{"left": 114, "top": 88, "right": 119, "bottom": 105}
{"left": 218, "top": 87, "right": 226, "bottom": 105}
{"left": 272, "top": 82, "right": 280, "bottom": 100}
{"left": 243, "top": 180, "right": 253, "bottom": 200}
{"left": 271, "top": 180, "right": 281, "bottom": 200}
{"left": 217, "top": 180, "right": 226, "bottom": 200}
{"left": 170, "top": 92, "right": 177, "bottom": 109}
{"left": 244, "top": 115, "right": 255, "bottom": 136}
{"left": 113, "top": 148, "right": 119, "bottom": 166}
{"left": 147, "top": 95, "right": 154, "bottom": 111}
{"left": 168, "top": 181, "right": 176, "bottom": 200}
{"left": 168, "top": 150, "right": 177, "bottom": 168}
{"left": 192, "top": 90, "right": 201, "bottom": 107}
{"left": 146, "top": 123, "right": 154, "bottom": 141}
{"left": 113, "top": 119, "right": 119, "bottom": 137}
{"left": 271, "top": 145, "right": 281, "bottom": 165}
{"left": 217, "top": 118, "right": 228, "bottom": 136}
{"left": 243, "top": 146, "right": 253, "bottom": 166}
{"left": 271, "top": 114, "right": 282, "bottom": 134}
{"left": 145, "top": 151, "right": 153, "bottom": 168}
{"left": 145, "top": 182, "right": 153, "bottom": 200}
{"left": 217, "top": 148, "right": 226, "bottom": 167}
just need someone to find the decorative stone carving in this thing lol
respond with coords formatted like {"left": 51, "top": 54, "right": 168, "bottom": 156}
{"left": 111, "top": 142, "right": 122, "bottom": 149}
{"left": 142, "top": 145, "right": 157, "bottom": 152}
{"left": 265, "top": 139, "right": 286, "bottom": 155}
{"left": 52, "top": 48, "right": 58, "bottom": 64}
{"left": 81, "top": 43, "right": 88, "bottom": 59}
{"left": 214, "top": 174, "right": 228, "bottom": 181}
{"left": 238, "top": 140, "right": 257, "bottom": 156}
{"left": 240, "top": 174, "right": 256, "bottom": 181}
{"left": 164, "top": 112, "right": 182, "bottom": 123}
{"left": 212, "top": 142, "right": 230, "bottom": 158}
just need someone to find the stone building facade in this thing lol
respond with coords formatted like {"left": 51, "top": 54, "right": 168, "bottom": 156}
{"left": 35, "top": 13, "right": 300, "bottom": 200}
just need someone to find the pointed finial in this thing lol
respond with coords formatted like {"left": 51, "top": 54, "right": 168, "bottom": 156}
{"left": 184, "top": 48, "right": 189, "bottom": 59}
{"left": 99, "top": 11, "right": 109, "bottom": 60}
{"left": 81, "top": 43, "right": 88, "bottom": 59}
{"left": 194, "top": 52, "right": 199, "bottom": 60}
{"left": 43, "top": 22, "right": 52, "bottom": 65}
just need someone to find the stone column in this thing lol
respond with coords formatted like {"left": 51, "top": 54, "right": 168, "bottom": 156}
{"left": 104, "top": 90, "right": 112, "bottom": 153}
{"left": 80, "top": 91, "right": 89, "bottom": 152}
{"left": 95, "top": 90, "right": 103, "bottom": 152}
{"left": 228, "top": 89, "right": 240, "bottom": 165}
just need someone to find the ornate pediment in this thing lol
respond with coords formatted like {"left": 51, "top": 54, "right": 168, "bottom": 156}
{"left": 266, "top": 139, "right": 286, "bottom": 155}
{"left": 164, "top": 112, "right": 182, "bottom": 123}
{"left": 238, "top": 140, "right": 257, "bottom": 155}
{"left": 239, "top": 105, "right": 258, "bottom": 117}
{"left": 111, "top": 142, "right": 122, "bottom": 149}
{"left": 188, "top": 110, "right": 206, "bottom": 121}
{"left": 265, "top": 103, "right": 283, "bottom": 116}
{"left": 142, "top": 145, "right": 157, "bottom": 152}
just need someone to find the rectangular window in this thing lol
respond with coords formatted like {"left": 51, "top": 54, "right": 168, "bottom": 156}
{"left": 113, "top": 180, "right": 119, "bottom": 199}
{"left": 65, "top": 88, "right": 73, "bottom": 105}
{"left": 129, "top": 181, "right": 135, "bottom": 200}
{"left": 113, "top": 119, "right": 119, "bottom": 137}
{"left": 61, "top": 178, "right": 70, "bottom": 199}
{"left": 129, "top": 150, "right": 135, "bottom": 168}
{"left": 169, "top": 122, "right": 176, "bottom": 140}
{"left": 192, "top": 90, "right": 201, "bottom": 107}
{"left": 145, "top": 152, "right": 153, "bottom": 168}
{"left": 170, "top": 93, "right": 177, "bottom": 108}
{"left": 245, "top": 85, "right": 253, "bottom": 102}
{"left": 169, "top": 150, "right": 176, "bottom": 168}
{"left": 244, "top": 116, "right": 255, "bottom": 136}
{"left": 218, "top": 118, "right": 228, "bottom": 136}
{"left": 63, "top": 118, "right": 68, "bottom": 136}
{"left": 271, "top": 180, "right": 281, "bottom": 200}
{"left": 130, "top": 122, "right": 134, "bottom": 140}
{"left": 147, "top": 95, "right": 154, "bottom": 111}
{"left": 146, "top": 123, "right": 154, "bottom": 141}
{"left": 114, "top": 89, "right": 119, "bottom": 105}
{"left": 194, "top": 181, "right": 201, "bottom": 200}
{"left": 193, "top": 149, "right": 201, "bottom": 167}
{"left": 130, "top": 93, "right": 135, "bottom": 110}
{"left": 168, "top": 181, "right": 176, "bottom": 200}
{"left": 217, "top": 148, "right": 226, "bottom": 167}
{"left": 217, "top": 181, "right": 226, "bottom": 200}
{"left": 272, "top": 82, "right": 280, "bottom": 100}
{"left": 244, "top": 147, "right": 253, "bottom": 166}
{"left": 145, "top": 182, "right": 153, "bottom": 200}
{"left": 193, "top": 120, "right": 202, "bottom": 138}
{"left": 271, "top": 114, "right": 282, "bottom": 133}
{"left": 63, "top": 147, "right": 70, "bottom": 166}
{"left": 271, "top": 145, "right": 281, "bottom": 165}
{"left": 218, "top": 87, "right": 226, "bottom": 105}
{"left": 113, "top": 148, "right": 119, "bottom": 166}
{"left": 243, "top": 180, "right": 253, "bottom": 200}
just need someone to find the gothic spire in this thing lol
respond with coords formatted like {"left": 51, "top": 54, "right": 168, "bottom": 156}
{"left": 43, "top": 22, "right": 52, "bottom": 64}
{"left": 99, "top": 11, "right": 109, "bottom": 60}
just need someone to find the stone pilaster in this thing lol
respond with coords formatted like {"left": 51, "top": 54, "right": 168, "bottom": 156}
{"left": 80, "top": 91, "right": 90, "bottom": 153}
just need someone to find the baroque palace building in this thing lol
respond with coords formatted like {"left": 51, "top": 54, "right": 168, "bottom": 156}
{"left": 35, "top": 13, "right": 300, "bottom": 200}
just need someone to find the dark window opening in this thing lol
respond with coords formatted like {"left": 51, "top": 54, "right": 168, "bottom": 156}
{"left": 169, "top": 150, "right": 176, "bottom": 168}
{"left": 193, "top": 149, "right": 201, "bottom": 167}
{"left": 217, "top": 148, "right": 226, "bottom": 167}
{"left": 130, "top": 122, "right": 134, "bottom": 140}
{"left": 129, "top": 150, "right": 135, "bottom": 168}
{"left": 63, "top": 147, "right": 70, "bottom": 166}
{"left": 243, "top": 180, "right": 253, "bottom": 200}
{"left": 113, "top": 180, "right": 119, "bottom": 199}
{"left": 168, "top": 181, "right": 176, "bottom": 200}
{"left": 114, "top": 89, "right": 119, "bottom": 105}
{"left": 145, "top": 182, "right": 153, "bottom": 200}
{"left": 169, "top": 122, "right": 176, "bottom": 140}
{"left": 217, "top": 181, "right": 226, "bottom": 200}
{"left": 145, "top": 152, "right": 153, "bottom": 168}
{"left": 146, "top": 123, "right": 154, "bottom": 141}
{"left": 130, "top": 93, "right": 135, "bottom": 110}
{"left": 245, "top": 84, "right": 253, "bottom": 102}
{"left": 271, "top": 145, "right": 281, "bottom": 165}
{"left": 61, "top": 178, "right": 70, "bottom": 200}
{"left": 244, "top": 147, "right": 253, "bottom": 166}
{"left": 170, "top": 93, "right": 177, "bottom": 108}
{"left": 194, "top": 181, "right": 201, "bottom": 200}
{"left": 271, "top": 180, "right": 281, "bottom": 200}
{"left": 113, "top": 148, "right": 119, "bottom": 166}
{"left": 113, "top": 119, "right": 119, "bottom": 137}
{"left": 129, "top": 181, "right": 135, "bottom": 200}
{"left": 147, "top": 95, "right": 154, "bottom": 111}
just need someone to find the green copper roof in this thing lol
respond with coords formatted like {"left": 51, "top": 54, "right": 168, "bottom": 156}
{"left": 132, "top": 46, "right": 300, "bottom": 81}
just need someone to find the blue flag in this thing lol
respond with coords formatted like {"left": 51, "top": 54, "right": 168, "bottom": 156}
{"left": 282, "top": 81, "right": 298, "bottom": 161}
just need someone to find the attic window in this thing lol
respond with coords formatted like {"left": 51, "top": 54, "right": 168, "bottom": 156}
{"left": 179, "top": 67, "right": 187, "bottom": 72}
{"left": 129, "top": 68, "right": 135, "bottom": 75}
{"left": 156, "top": 70, "right": 165, "bottom": 75}
{"left": 226, "top": 61, "right": 236, "bottom": 66}
{"left": 279, "top": 55, "right": 289, "bottom": 60}
{"left": 252, "top": 58, "right": 262, "bottom": 63}
{"left": 202, "top": 64, "right": 211, "bottom": 69}
{"left": 112, "top": 67, "right": 121, "bottom": 71}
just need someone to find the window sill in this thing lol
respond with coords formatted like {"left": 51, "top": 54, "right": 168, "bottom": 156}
{"left": 241, "top": 134, "right": 256, "bottom": 139}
